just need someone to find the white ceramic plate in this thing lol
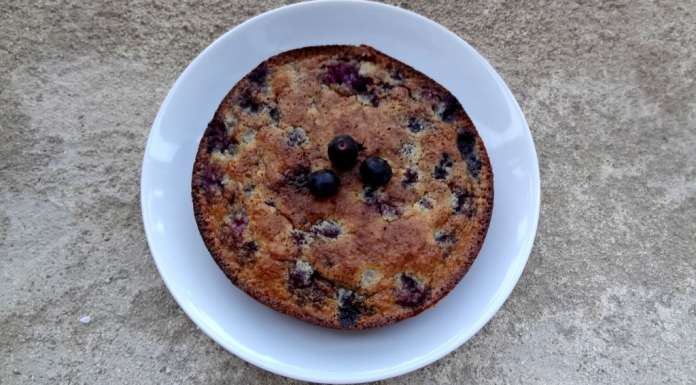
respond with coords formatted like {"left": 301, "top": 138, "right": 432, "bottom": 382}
{"left": 141, "top": 1, "right": 539, "bottom": 383}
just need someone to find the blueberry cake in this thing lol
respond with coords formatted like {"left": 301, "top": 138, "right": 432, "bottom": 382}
{"left": 192, "top": 45, "right": 493, "bottom": 329}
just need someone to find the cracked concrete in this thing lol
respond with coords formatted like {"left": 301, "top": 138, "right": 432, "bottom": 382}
{"left": 1, "top": 1, "right": 695, "bottom": 384}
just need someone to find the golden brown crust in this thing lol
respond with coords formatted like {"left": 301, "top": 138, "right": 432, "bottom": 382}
{"left": 192, "top": 45, "right": 493, "bottom": 329}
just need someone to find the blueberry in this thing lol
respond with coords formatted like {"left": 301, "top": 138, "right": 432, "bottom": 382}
{"left": 322, "top": 63, "right": 372, "bottom": 93}
{"left": 196, "top": 164, "right": 224, "bottom": 193}
{"left": 434, "top": 230, "right": 456, "bottom": 246}
{"left": 337, "top": 288, "right": 363, "bottom": 328}
{"left": 288, "top": 259, "right": 314, "bottom": 289}
{"left": 229, "top": 210, "right": 248, "bottom": 240}
{"left": 359, "top": 91, "right": 379, "bottom": 107}
{"left": 432, "top": 153, "right": 453, "bottom": 180}
{"left": 407, "top": 117, "right": 425, "bottom": 134}
{"left": 437, "top": 94, "right": 460, "bottom": 122}
{"left": 238, "top": 241, "right": 258, "bottom": 263}
{"left": 308, "top": 169, "right": 340, "bottom": 198}
{"left": 287, "top": 127, "right": 308, "bottom": 147}
{"left": 377, "top": 200, "right": 401, "bottom": 220}
{"left": 238, "top": 91, "right": 260, "bottom": 113}
{"left": 247, "top": 63, "right": 268, "bottom": 84}
{"left": 328, "top": 135, "right": 360, "bottom": 170}
{"left": 395, "top": 274, "right": 430, "bottom": 308}
{"left": 452, "top": 188, "right": 475, "bottom": 217}
{"left": 290, "top": 229, "right": 311, "bottom": 247}
{"left": 284, "top": 166, "right": 310, "bottom": 191}
{"left": 360, "top": 157, "right": 392, "bottom": 187}
{"left": 402, "top": 168, "right": 418, "bottom": 187}
{"left": 456, "top": 129, "right": 481, "bottom": 179}
{"left": 205, "top": 117, "right": 236, "bottom": 154}
{"left": 268, "top": 106, "right": 280, "bottom": 122}
{"left": 311, "top": 220, "right": 342, "bottom": 238}
{"left": 418, "top": 196, "right": 433, "bottom": 210}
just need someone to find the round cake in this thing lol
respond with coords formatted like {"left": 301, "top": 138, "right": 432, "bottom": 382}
{"left": 192, "top": 45, "right": 493, "bottom": 329}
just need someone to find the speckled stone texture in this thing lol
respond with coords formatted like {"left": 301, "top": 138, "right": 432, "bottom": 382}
{"left": 1, "top": 1, "right": 694, "bottom": 384}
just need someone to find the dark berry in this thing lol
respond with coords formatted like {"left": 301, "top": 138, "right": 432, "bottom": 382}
{"left": 205, "top": 117, "right": 236, "bottom": 154}
{"left": 395, "top": 274, "right": 430, "bottom": 308}
{"left": 238, "top": 91, "right": 261, "bottom": 113}
{"left": 457, "top": 129, "right": 482, "bottom": 179}
{"left": 268, "top": 106, "right": 280, "bottom": 122}
{"left": 308, "top": 169, "right": 340, "bottom": 198}
{"left": 437, "top": 94, "right": 460, "bottom": 122}
{"left": 284, "top": 166, "right": 310, "bottom": 191}
{"left": 311, "top": 220, "right": 342, "bottom": 238}
{"left": 290, "top": 229, "right": 311, "bottom": 247}
{"left": 196, "top": 164, "right": 224, "bottom": 192}
{"left": 360, "top": 157, "right": 392, "bottom": 187}
{"left": 402, "top": 168, "right": 418, "bottom": 187}
{"left": 337, "top": 288, "right": 363, "bottom": 328}
{"left": 418, "top": 196, "right": 433, "bottom": 209}
{"left": 322, "top": 63, "right": 372, "bottom": 93}
{"left": 407, "top": 117, "right": 425, "bottom": 133}
{"left": 434, "top": 230, "right": 456, "bottom": 246}
{"left": 390, "top": 68, "right": 404, "bottom": 81}
{"left": 238, "top": 241, "right": 258, "bottom": 263}
{"left": 452, "top": 187, "right": 475, "bottom": 217}
{"left": 432, "top": 153, "right": 453, "bottom": 180}
{"left": 360, "top": 91, "right": 379, "bottom": 107}
{"left": 229, "top": 210, "right": 248, "bottom": 241}
{"left": 377, "top": 200, "right": 401, "bottom": 220}
{"left": 287, "top": 127, "right": 308, "bottom": 147}
{"left": 328, "top": 135, "right": 360, "bottom": 170}
{"left": 247, "top": 63, "right": 268, "bottom": 84}
{"left": 288, "top": 260, "right": 314, "bottom": 289}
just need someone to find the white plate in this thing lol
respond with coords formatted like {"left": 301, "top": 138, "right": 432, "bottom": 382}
{"left": 141, "top": 1, "right": 539, "bottom": 383}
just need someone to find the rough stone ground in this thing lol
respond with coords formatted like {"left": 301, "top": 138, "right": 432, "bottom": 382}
{"left": 1, "top": 1, "right": 695, "bottom": 384}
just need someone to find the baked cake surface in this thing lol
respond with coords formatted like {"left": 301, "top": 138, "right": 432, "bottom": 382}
{"left": 192, "top": 45, "right": 493, "bottom": 329}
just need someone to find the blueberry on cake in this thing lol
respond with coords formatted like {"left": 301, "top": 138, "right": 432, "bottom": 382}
{"left": 192, "top": 45, "right": 493, "bottom": 329}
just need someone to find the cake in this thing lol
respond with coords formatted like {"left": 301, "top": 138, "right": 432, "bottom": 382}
{"left": 192, "top": 45, "right": 493, "bottom": 329}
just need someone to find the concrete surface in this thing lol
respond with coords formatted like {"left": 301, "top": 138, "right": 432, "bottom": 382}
{"left": 1, "top": 1, "right": 695, "bottom": 384}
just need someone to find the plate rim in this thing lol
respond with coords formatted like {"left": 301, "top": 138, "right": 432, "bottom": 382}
{"left": 141, "top": 1, "right": 540, "bottom": 383}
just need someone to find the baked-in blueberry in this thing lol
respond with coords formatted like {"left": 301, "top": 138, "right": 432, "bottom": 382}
{"left": 417, "top": 196, "right": 434, "bottom": 210}
{"left": 288, "top": 259, "right": 314, "bottom": 289}
{"left": 457, "top": 129, "right": 482, "bottom": 179}
{"left": 407, "top": 117, "right": 425, "bottom": 133}
{"left": 322, "top": 62, "right": 372, "bottom": 93}
{"left": 311, "top": 220, "right": 342, "bottom": 239}
{"left": 238, "top": 91, "right": 261, "bottom": 113}
{"left": 432, "top": 153, "right": 453, "bottom": 180}
{"left": 452, "top": 187, "right": 475, "bottom": 217}
{"left": 238, "top": 240, "right": 258, "bottom": 263}
{"left": 436, "top": 94, "right": 460, "bottom": 122}
{"left": 308, "top": 169, "right": 340, "bottom": 198}
{"left": 360, "top": 156, "right": 392, "bottom": 187}
{"left": 395, "top": 274, "right": 430, "bottom": 307}
{"left": 402, "top": 168, "right": 418, "bottom": 187}
{"left": 434, "top": 230, "right": 456, "bottom": 246}
{"left": 247, "top": 63, "right": 268, "bottom": 84}
{"left": 284, "top": 166, "right": 310, "bottom": 191}
{"left": 287, "top": 127, "right": 308, "bottom": 147}
{"left": 337, "top": 288, "right": 363, "bottom": 328}
{"left": 328, "top": 135, "right": 360, "bottom": 170}
{"left": 205, "top": 117, "right": 237, "bottom": 154}
{"left": 268, "top": 106, "right": 280, "bottom": 122}
{"left": 196, "top": 164, "right": 224, "bottom": 193}
{"left": 228, "top": 210, "right": 248, "bottom": 241}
